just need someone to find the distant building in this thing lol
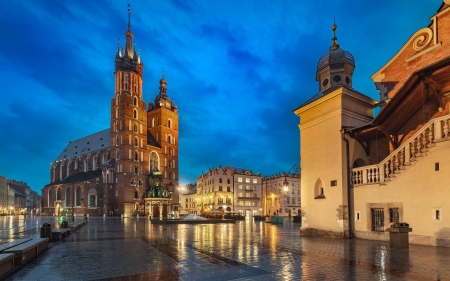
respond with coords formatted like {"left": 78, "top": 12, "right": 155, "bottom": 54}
{"left": 196, "top": 165, "right": 262, "bottom": 217}
{"left": 41, "top": 8, "right": 179, "bottom": 217}
{"left": 0, "top": 176, "right": 7, "bottom": 214}
{"left": 8, "top": 180, "right": 32, "bottom": 214}
{"left": 294, "top": 1, "right": 450, "bottom": 246}
{"left": 263, "top": 173, "right": 300, "bottom": 217}
{"left": 178, "top": 184, "right": 197, "bottom": 215}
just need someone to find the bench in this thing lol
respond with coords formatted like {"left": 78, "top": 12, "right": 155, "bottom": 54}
{"left": 0, "top": 253, "right": 14, "bottom": 279}
{"left": 0, "top": 238, "right": 33, "bottom": 252}
{"left": 69, "top": 220, "right": 86, "bottom": 231}
{"left": 3, "top": 238, "right": 48, "bottom": 265}
{"left": 52, "top": 228, "right": 71, "bottom": 241}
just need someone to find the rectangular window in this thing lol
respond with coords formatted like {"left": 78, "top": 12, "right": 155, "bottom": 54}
{"left": 435, "top": 162, "right": 440, "bottom": 171}
{"left": 389, "top": 208, "right": 399, "bottom": 223}
{"left": 227, "top": 186, "right": 231, "bottom": 192}
{"left": 238, "top": 192, "right": 243, "bottom": 197}
{"left": 245, "top": 178, "right": 250, "bottom": 183}
{"left": 371, "top": 208, "right": 384, "bottom": 232}
{"left": 238, "top": 184, "right": 243, "bottom": 190}
{"left": 245, "top": 185, "right": 251, "bottom": 190}
{"left": 245, "top": 192, "right": 251, "bottom": 198}
{"left": 238, "top": 177, "right": 242, "bottom": 182}
{"left": 238, "top": 201, "right": 244, "bottom": 206}
{"left": 330, "top": 180, "right": 337, "bottom": 186}
{"left": 253, "top": 179, "right": 257, "bottom": 184}
{"left": 436, "top": 210, "right": 440, "bottom": 220}
{"left": 226, "top": 197, "right": 231, "bottom": 203}
{"left": 218, "top": 197, "right": 223, "bottom": 203}
{"left": 219, "top": 186, "right": 222, "bottom": 191}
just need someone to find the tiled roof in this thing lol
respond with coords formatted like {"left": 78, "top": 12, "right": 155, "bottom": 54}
{"left": 294, "top": 86, "right": 375, "bottom": 111}
{"left": 54, "top": 129, "right": 110, "bottom": 162}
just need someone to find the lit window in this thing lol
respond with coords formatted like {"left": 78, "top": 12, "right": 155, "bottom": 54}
{"left": 245, "top": 178, "right": 250, "bottom": 183}
{"left": 253, "top": 179, "right": 257, "bottom": 184}
{"left": 238, "top": 177, "right": 242, "bottom": 182}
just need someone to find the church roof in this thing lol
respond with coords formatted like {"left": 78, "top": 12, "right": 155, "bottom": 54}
{"left": 54, "top": 129, "right": 110, "bottom": 162}
{"left": 295, "top": 85, "right": 374, "bottom": 111}
{"left": 317, "top": 48, "right": 355, "bottom": 73}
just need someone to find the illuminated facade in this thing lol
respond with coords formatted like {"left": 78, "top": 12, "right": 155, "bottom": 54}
{"left": 196, "top": 165, "right": 263, "bottom": 217}
{"left": 263, "top": 173, "right": 300, "bottom": 217}
{"left": 41, "top": 8, "right": 179, "bottom": 217}
{"left": 295, "top": 1, "right": 450, "bottom": 246}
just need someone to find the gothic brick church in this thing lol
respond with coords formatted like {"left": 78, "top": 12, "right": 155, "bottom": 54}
{"left": 41, "top": 8, "right": 179, "bottom": 217}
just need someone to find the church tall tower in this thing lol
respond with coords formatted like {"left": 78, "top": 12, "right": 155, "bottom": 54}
{"left": 147, "top": 71, "right": 179, "bottom": 192}
{"left": 111, "top": 6, "right": 148, "bottom": 215}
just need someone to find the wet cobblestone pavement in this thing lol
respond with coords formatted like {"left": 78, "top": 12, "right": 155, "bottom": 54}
{"left": 2, "top": 216, "right": 450, "bottom": 280}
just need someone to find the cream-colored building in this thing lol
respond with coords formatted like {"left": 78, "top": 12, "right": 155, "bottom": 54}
{"left": 295, "top": 1, "right": 450, "bottom": 247}
{"left": 196, "top": 165, "right": 262, "bottom": 217}
{"left": 178, "top": 184, "right": 197, "bottom": 215}
{"left": 263, "top": 173, "right": 300, "bottom": 217}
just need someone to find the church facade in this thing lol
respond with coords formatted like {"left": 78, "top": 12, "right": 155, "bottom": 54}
{"left": 295, "top": 1, "right": 450, "bottom": 246}
{"left": 41, "top": 9, "right": 179, "bottom": 217}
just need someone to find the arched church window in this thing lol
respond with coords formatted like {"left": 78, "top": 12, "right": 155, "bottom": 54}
{"left": 152, "top": 118, "right": 156, "bottom": 127}
{"left": 134, "top": 151, "right": 139, "bottom": 161}
{"left": 76, "top": 186, "right": 81, "bottom": 206}
{"left": 88, "top": 188, "right": 97, "bottom": 207}
{"left": 124, "top": 73, "right": 129, "bottom": 91}
{"left": 133, "top": 96, "right": 137, "bottom": 106}
{"left": 116, "top": 107, "right": 119, "bottom": 118}
{"left": 133, "top": 109, "right": 138, "bottom": 119}
{"left": 48, "top": 189, "right": 53, "bottom": 207}
{"left": 150, "top": 152, "right": 159, "bottom": 172}
{"left": 134, "top": 137, "right": 138, "bottom": 147}
{"left": 133, "top": 123, "right": 138, "bottom": 133}
{"left": 56, "top": 187, "right": 61, "bottom": 201}
{"left": 167, "top": 135, "right": 172, "bottom": 144}
{"left": 66, "top": 187, "right": 71, "bottom": 207}
{"left": 89, "top": 195, "right": 96, "bottom": 207}
{"left": 167, "top": 119, "right": 172, "bottom": 129}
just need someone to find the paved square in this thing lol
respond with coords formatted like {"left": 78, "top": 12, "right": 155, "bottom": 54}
{"left": 2, "top": 216, "right": 450, "bottom": 280}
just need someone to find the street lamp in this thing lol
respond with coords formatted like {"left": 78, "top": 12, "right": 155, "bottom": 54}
{"left": 281, "top": 158, "right": 301, "bottom": 216}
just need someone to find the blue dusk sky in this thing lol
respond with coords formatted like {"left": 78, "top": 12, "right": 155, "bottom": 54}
{"left": 0, "top": 0, "right": 442, "bottom": 192}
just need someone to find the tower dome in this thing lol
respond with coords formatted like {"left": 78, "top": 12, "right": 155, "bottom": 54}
{"left": 316, "top": 21, "right": 355, "bottom": 91}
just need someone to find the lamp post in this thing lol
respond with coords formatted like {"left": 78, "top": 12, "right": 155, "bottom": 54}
{"left": 282, "top": 158, "right": 301, "bottom": 216}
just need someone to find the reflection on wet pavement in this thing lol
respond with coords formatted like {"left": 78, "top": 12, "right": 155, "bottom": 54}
{"left": 2, "top": 216, "right": 450, "bottom": 281}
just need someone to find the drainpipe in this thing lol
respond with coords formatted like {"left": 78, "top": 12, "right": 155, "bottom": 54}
{"left": 341, "top": 129, "right": 353, "bottom": 239}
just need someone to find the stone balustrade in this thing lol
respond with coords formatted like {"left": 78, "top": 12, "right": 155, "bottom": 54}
{"left": 352, "top": 114, "right": 450, "bottom": 186}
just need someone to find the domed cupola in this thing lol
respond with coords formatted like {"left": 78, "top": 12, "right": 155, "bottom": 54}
{"left": 316, "top": 21, "right": 355, "bottom": 92}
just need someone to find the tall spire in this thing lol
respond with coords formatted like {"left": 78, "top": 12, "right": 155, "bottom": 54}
{"left": 124, "top": 4, "right": 134, "bottom": 58}
{"left": 128, "top": 4, "right": 131, "bottom": 32}
{"left": 330, "top": 18, "right": 340, "bottom": 51}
